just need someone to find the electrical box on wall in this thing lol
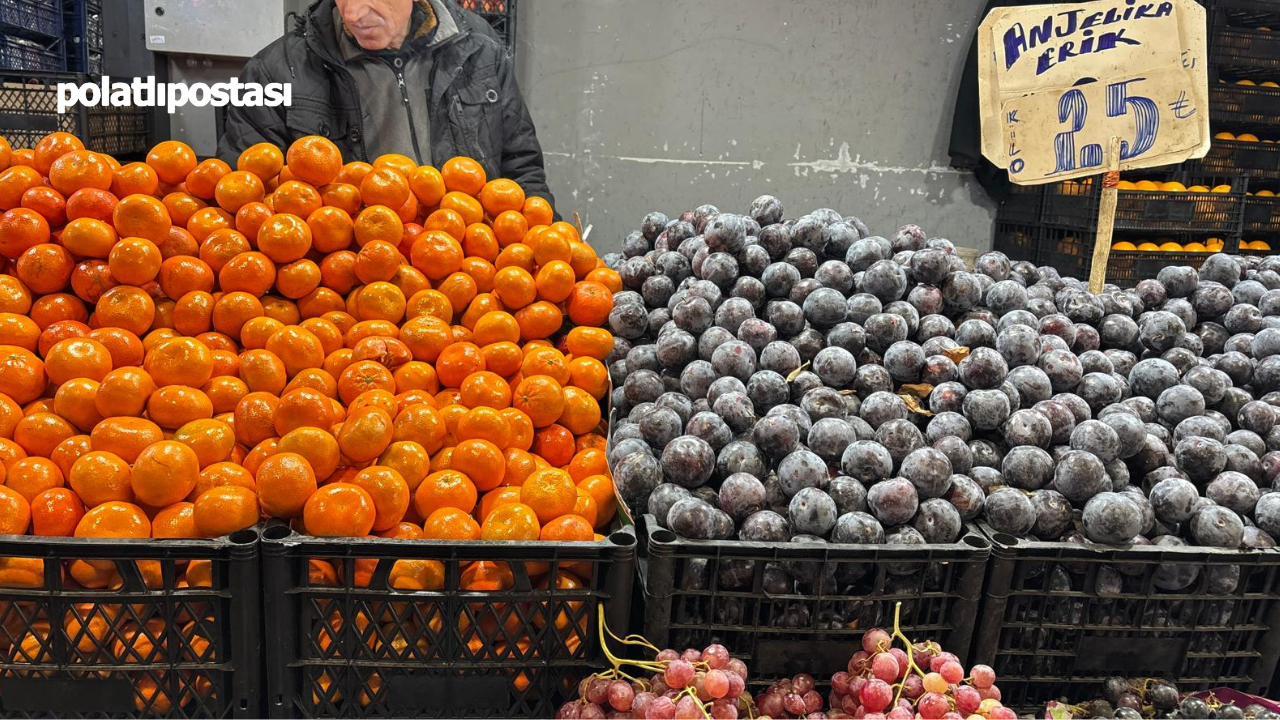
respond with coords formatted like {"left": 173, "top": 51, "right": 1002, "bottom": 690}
{"left": 143, "top": 0, "right": 287, "bottom": 58}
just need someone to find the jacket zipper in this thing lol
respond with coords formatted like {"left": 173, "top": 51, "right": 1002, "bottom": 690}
{"left": 305, "top": 6, "right": 474, "bottom": 163}
{"left": 393, "top": 61, "right": 424, "bottom": 164}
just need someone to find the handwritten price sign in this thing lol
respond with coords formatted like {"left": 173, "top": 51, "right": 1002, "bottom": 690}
{"left": 978, "top": 0, "right": 1210, "bottom": 184}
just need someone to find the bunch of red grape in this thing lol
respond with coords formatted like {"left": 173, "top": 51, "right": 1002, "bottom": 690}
{"left": 755, "top": 673, "right": 825, "bottom": 718}
{"left": 827, "top": 628, "right": 1016, "bottom": 720}
{"left": 556, "top": 644, "right": 752, "bottom": 719}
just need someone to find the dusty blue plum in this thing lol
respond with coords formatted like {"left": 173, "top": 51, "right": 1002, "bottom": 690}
{"left": 866, "top": 477, "right": 919, "bottom": 526}
{"left": 1191, "top": 505, "right": 1245, "bottom": 548}
{"left": 1083, "top": 492, "right": 1143, "bottom": 544}
{"left": 789, "top": 488, "right": 839, "bottom": 537}
{"left": 985, "top": 488, "right": 1036, "bottom": 536}
{"left": 913, "top": 498, "right": 963, "bottom": 543}
{"left": 945, "top": 474, "right": 985, "bottom": 520}
{"left": 832, "top": 511, "right": 885, "bottom": 544}
{"left": 899, "top": 447, "right": 953, "bottom": 499}
{"left": 841, "top": 441, "right": 893, "bottom": 484}
{"left": 778, "top": 449, "right": 829, "bottom": 497}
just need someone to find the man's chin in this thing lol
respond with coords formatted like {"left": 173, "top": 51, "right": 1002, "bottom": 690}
{"left": 354, "top": 33, "right": 391, "bottom": 51}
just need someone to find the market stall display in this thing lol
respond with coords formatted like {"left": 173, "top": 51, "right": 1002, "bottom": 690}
{"left": 604, "top": 192, "right": 1280, "bottom": 710}
{"left": 0, "top": 130, "right": 628, "bottom": 717}
{"left": 1046, "top": 678, "right": 1280, "bottom": 719}
{"left": 4, "top": 5, "right": 1280, "bottom": 712}
{"left": 606, "top": 198, "right": 995, "bottom": 686}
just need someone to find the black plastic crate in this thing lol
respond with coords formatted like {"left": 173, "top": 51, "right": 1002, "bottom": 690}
{"left": 63, "top": 0, "right": 100, "bottom": 75}
{"left": 0, "top": 71, "right": 148, "bottom": 156}
{"left": 1040, "top": 179, "right": 1099, "bottom": 229}
{"left": 1197, "top": 139, "right": 1280, "bottom": 179}
{"left": 457, "top": 0, "right": 514, "bottom": 48}
{"left": 998, "top": 184, "right": 1042, "bottom": 226}
{"left": 0, "top": 529, "right": 261, "bottom": 718}
{"left": 1244, "top": 193, "right": 1280, "bottom": 232}
{"left": 973, "top": 525, "right": 1280, "bottom": 713}
{"left": 1036, "top": 224, "right": 1237, "bottom": 287}
{"left": 1041, "top": 180, "right": 1247, "bottom": 235}
{"left": 261, "top": 524, "right": 636, "bottom": 718}
{"left": 638, "top": 515, "right": 990, "bottom": 692}
{"left": 1214, "top": 21, "right": 1280, "bottom": 72}
{"left": 0, "top": 0, "right": 60, "bottom": 40}
{"left": 1211, "top": 82, "right": 1280, "bottom": 128}
{"left": 992, "top": 220, "right": 1041, "bottom": 265}
{"left": 1116, "top": 187, "right": 1246, "bottom": 234}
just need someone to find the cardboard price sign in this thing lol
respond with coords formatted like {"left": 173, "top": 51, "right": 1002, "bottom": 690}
{"left": 978, "top": 0, "right": 1210, "bottom": 185}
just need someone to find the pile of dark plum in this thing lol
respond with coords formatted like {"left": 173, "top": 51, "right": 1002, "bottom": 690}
{"left": 603, "top": 196, "right": 1280, "bottom": 587}
{"left": 1058, "top": 676, "right": 1275, "bottom": 719}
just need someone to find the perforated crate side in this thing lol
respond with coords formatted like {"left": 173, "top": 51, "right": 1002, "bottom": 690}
{"left": 992, "top": 221, "right": 1041, "bottom": 265}
{"left": 0, "top": 0, "right": 61, "bottom": 40}
{"left": 1210, "top": 82, "right": 1280, "bottom": 128}
{"left": 1040, "top": 180, "right": 1101, "bottom": 230}
{"left": 998, "top": 184, "right": 1042, "bottom": 226}
{"left": 1113, "top": 187, "right": 1247, "bottom": 235}
{"left": 0, "top": 35, "right": 62, "bottom": 72}
{"left": 972, "top": 525, "right": 1280, "bottom": 713}
{"left": 1035, "top": 226, "right": 1098, "bottom": 282}
{"left": 1039, "top": 228, "right": 1221, "bottom": 288}
{"left": 0, "top": 72, "right": 149, "bottom": 155}
{"left": 1108, "top": 251, "right": 1218, "bottom": 286}
{"left": 0, "top": 530, "right": 261, "bottom": 718}
{"left": 1040, "top": 179, "right": 1247, "bottom": 235}
{"left": 1197, "top": 140, "right": 1280, "bottom": 180}
{"left": 1215, "top": 25, "right": 1280, "bottom": 72}
{"left": 261, "top": 524, "right": 636, "bottom": 718}
{"left": 639, "top": 515, "right": 990, "bottom": 691}
{"left": 1244, "top": 194, "right": 1280, "bottom": 233}
{"left": 86, "top": 107, "right": 149, "bottom": 156}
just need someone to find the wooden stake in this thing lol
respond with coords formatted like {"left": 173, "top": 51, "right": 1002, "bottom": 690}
{"left": 1088, "top": 137, "right": 1123, "bottom": 294}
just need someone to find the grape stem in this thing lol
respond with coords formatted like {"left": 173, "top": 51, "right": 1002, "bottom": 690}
{"left": 598, "top": 613, "right": 667, "bottom": 674}
{"left": 596, "top": 613, "right": 757, "bottom": 720}
{"left": 888, "top": 601, "right": 928, "bottom": 705}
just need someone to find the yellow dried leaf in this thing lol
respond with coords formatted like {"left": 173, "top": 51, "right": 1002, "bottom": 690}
{"left": 942, "top": 346, "right": 970, "bottom": 363}
{"left": 898, "top": 394, "right": 934, "bottom": 416}
{"left": 785, "top": 362, "right": 811, "bottom": 382}
{"left": 898, "top": 383, "right": 934, "bottom": 398}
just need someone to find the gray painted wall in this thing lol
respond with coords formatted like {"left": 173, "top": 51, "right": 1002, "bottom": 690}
{"left": 514, "top": 0, "right": 997, "bottom": 255}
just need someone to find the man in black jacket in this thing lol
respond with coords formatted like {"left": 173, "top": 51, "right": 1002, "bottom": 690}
{"left": 217, "top": 0, "right": 555, "bottom": 205}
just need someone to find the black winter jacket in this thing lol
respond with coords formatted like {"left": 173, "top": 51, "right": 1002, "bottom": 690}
{"left": 216, "top": 0, "right": 555, "bottom": 205}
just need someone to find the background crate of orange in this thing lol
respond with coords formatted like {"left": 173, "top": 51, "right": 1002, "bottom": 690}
{"left": 0, "top": 72, "right": 148, "bottom": 157}
{"left": 260, "top": 523, "right": 635, "bottom": 719}
{"left": 0, "top": 528, "right": 260, "bottom": 718}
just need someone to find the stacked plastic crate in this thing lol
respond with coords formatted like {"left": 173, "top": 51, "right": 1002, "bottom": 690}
{"left": 1207, "top": 0, "right": 1280, "bottom": 254}
{"left": 991, "top": 0, "right": 1266, "bottom": 286}
{"left": 0, "top": 0, "right": 63, "bottom": 72}
{"left": 63, "top": 0, "right": 100, "bottom": 75}
{"left": 0, "top": 0, "right": 148, "bottom": 157}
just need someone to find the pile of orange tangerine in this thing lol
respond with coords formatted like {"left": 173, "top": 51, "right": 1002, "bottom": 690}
{"left": 0, "top": 132, "right": 620, "bottom": 598}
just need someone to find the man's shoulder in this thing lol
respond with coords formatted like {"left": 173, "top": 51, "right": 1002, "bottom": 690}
{"left": 447, "top": 3, "right": 506, "bottom": 55}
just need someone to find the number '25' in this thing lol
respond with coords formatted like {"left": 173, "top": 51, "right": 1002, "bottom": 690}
{"left": 1049, "top": 78, "right": 1159, "bottom": 174}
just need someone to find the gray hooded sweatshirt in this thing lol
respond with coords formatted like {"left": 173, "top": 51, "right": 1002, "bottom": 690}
{"left": 334, "top": 0, "right": 461, "bottom": 164}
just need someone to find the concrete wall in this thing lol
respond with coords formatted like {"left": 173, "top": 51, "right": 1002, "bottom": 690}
{"left": 515, "top": 0, "right": 997, "bottom": 255}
